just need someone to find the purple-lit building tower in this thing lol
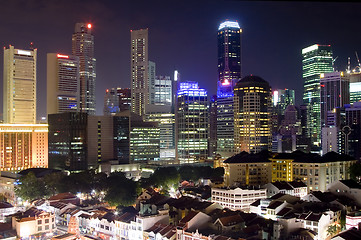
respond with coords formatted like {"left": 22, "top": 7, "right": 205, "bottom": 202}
{"left": 217, "top": 20, "right": 242, "bottom": 157}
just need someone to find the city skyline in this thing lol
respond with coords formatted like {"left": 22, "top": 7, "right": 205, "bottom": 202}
{"left": 1, "top": 1, "right": 361, "bottom": 118}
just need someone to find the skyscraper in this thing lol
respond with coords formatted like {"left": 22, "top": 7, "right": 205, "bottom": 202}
{"left": 3, "top": 46, "right": 37, "bottom": 123}
{"left": 320, "top": 71, "right": 349, "bottom": 128}
{"left": 104, "top": 88, "right": 120, "bottom": 115}
{"left": 131, "top": 29, "right": 149, "bottom": 117}
{"left": 117, "top": 88, "right": 131, "bottom": 112}
{"left": 47, "top": 53, "right": 79, "bottom": 115}
{"left": 2, "top": 46, "right": 48, "bottom": 171}
{"left": 177, "top": 82, "right": 208, "bottom": 163}
{"left": 234, "top": 76, "right": 272, "bottom": 153}
{"left": 302, "top": 44, "right": 333, "bottom": 145}
{"left": 217, "top": 20, "right": 242, "bottom": 157}
{"left": 72, "top": 23, "right": 96, "bottom": 115}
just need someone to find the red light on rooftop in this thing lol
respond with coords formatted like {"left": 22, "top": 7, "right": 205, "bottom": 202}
{"left": 106, "top": 89, "right": 109, "bottom": 93}
{"left": 57, "top": 54, "right": 69, "bottom": 59}
{"left": 87, "top": 23, "right": 92, "bottom": 29}
{"left": 321, "top": 84, "right": 325, "bottom": 87}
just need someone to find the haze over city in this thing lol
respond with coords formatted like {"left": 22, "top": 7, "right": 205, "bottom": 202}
{"left": 1, "top": 0, "right": 361, "bottom": 117}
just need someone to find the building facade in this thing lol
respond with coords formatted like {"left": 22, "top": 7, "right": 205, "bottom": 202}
{"left": 217, "top": 20, "right": 242, "bottom": 157}
{"left": 0, "top": 124, "right": 48, "bottom": 171}
{"left": 177, "top": 82, "right": 208, "bottom": 164}
{"left": 3, "top": 46, "right": 37, "bottom": 124}
{"left": 320, "top": 71, "right": 349, "bottom": 128}
{"left": 104, "top": 88, "right": 120, "bottom": 115}
{"left": 131, "top": 29, "right": 149, "bottom": 117}
{"left": 234, "top": 75, "right": 272, "bottom": 153}
{"left": 47, "top": 53, "right": 79, "bottom": 115}
{"left": 72, "top": 23, "right": 96, "bottom": 115}
{"left": 302, "top": 44, "right": 333, "bottom": 145}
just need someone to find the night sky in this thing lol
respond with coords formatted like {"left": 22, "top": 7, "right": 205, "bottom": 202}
{"left": 1, "top": 0, "right": 361, "bottom": 118}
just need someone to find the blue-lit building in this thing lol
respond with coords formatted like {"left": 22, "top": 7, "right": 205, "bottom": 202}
{"left": 176, "top": 82, "right": 208, "bottom": 163}
{"left": 217, "top": 20, "right": 242, "bottom": 157}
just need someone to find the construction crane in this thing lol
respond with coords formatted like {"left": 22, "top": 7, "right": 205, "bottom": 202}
{"left": 354, "top": 51, "right": 361, "bottom": 72}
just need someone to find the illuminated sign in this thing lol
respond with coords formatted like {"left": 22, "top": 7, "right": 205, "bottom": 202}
{"left": 222, "top": 79, "right": 230, "bottom": 86}
{"left": 273, "top": 90, "right": 279, "bottom": 106}
{"left": 57, "top": 54, "right": 69, "bottom": 59}
{"left": 218, "top": 21, "right": 240, "bottom": 30}
{"left": 177, "top": 82, "right": 207, "bottom": 97}
{"left": 302, "top": 44, "right": 319, "bottom": 54}
{"left": 17, "top": 50, "right": 31, "bottom": 56}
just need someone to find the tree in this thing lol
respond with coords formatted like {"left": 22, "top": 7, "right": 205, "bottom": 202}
{"left": 15, "top": 172, "right": 48, "bottom": 201}
{"left": 103, "top": 172, "right": 140, "bottom": 207}
{"left": 348, "top": 162, "right": 361, "bottom": 183}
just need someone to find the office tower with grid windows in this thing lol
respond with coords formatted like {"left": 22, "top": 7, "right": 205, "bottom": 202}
{"left": 302, "top": 44, "right": 333, "bottom": 146}
{"left": 72, "top": 23, "right": 96, "bottom": 115}
{"left": 47, "top": 53, "right": 79, "bottom": 115}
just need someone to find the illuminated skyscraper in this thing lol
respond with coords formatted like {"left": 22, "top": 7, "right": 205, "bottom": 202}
{"left": 3, "top": 46, "right": 37, "bottom": 124}
{"left": 117, "top": 88, "right": 131, "bottom": 112}
{"left": 72, "top": 23, "right": 96, "bottom": 115}
{"left": 320, "top": 72, "right": 349, "bottom": 128}
{"left": 272, "top": 89, "right": 295, "bottom": 116}
{"left": 104, "top": 88, "right": 119, "bottom": 115}
{"left": 176, "top": 82, "right": 208, "bottom": 163}
{"left": 2, "top": 46, "right": 48, "bottom": 171}
{"left": 217, "top": 20, "right": 242, "bottom": 156}
{"left": 47, "top": 53, "right": 79, "bottom": 115}
{"left": 302, "top": 44, "right": 333, "bottom": 145}
{"left": 131, "top": 29, "right": 149, "bottom": 117}
{"left": 234, "top": 76, "right": 272, "bottom": 153}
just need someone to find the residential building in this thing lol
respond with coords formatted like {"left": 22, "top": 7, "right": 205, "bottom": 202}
{"left": 47, "top": 53, "right": 79, "bottom": 115}
{"left": 176, "top": 82, "right": 208, "bottom": 164}
{"left": 217, "top": 20, "right": 242, "bottom": 157}
{"left": 3, "top": 46, "right": 37, "bottom": 124}
{"left": 270, "top": 155, "right": 293, "bottom": 182}
{"left": 222, "top": 151, "right": 272, "bottom": 186}
{"left": 302, "top": 44, "right": 333, "bottom": 145}
{"left": 72, "top": 23, "right": 96, "bottom": 115}
{"left": 327, "top": 179, "right": 361, "bottom": 206}
{"left": 211, "top": 187, "right": 267, "bottom": 212}
{"left": 234, "top": 75, "right": 272, "bottom": 153}
{"left": 12, "top": 207, "right": 56, "bottom": 239}
{"left": 264, "top": 180, "right": 308, "bottom": 198}
{"left": 131, "top": 29, "right": 148, "bottom": 117}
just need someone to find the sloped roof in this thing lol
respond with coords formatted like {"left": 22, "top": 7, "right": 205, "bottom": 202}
{"left": 0, "top": 202, "right": 13, "bottom": 209}
{"left": 335, "top": 227, "right": 361, "bottom": 240}
{"left": 49, "top": 192, "right": 77, "bottom": 201}
{"left": 218, "top": 214, "right": 244, "bottom": 226}
{"left": 339, "top": 179, "right": 361, "bottom": 189}
{"left": 223, "top": 150, "right": 272, "bottom": 164}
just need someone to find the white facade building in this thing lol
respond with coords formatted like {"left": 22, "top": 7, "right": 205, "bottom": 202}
{"left": 211, "top": 187, "right": 267, "bottom": 212}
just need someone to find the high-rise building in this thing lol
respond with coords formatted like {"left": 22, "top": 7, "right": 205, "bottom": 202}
{"left": 349, "top": 72, "right": 361, "bottom": 103}
{"left": 345, "top": 102, "right": 361, "bottom": 160}
{"left": 72, "top": 23, "right": 96, "bottom": 115}
{"left": 2, "top": 46, "right": 48, "bottom": 172}
{"left": 209, "top": 95, "right": 217, "bottom": 157}
{"left": 48, "top": 112, "right": 116, "bottom": 171}
{"left": 47, "top": 53, "right": 79, "bottom": 115}
{"left": 130, "top": 114, "right": 160, "bottom": 163}
{"left": 320, "top": 71, "right": 350, "bottom": 128}
{"left": 234, "top": 75, "right": 272, "bottom": 153}
{"left": 131, "top": 29, "right": 149, "bottom": 117}
{"left": 302, "top": 44, "right": 333, "bottom": 145}
{"left": 113, "top": 111, "right": 130, "bottom": 164}
{"left": 152, "top": 76, "right": 172, "bottom": 106}
{"left": 117, "top": 88, "right": 131, "bottom": 112}
{"left": 177, "top": 82, "right": 208, "bottom": 163}
{"left": 3, "top": 46, "right": 37, "bottom": 124}
{"left": 217, "top": 20, "right": 242, "bottom": 157}
{"left": 0, "top": 124, "right": 48, "bottom": 171}
{"left": 104, "top": 88, "right": 120, "bottom": 115}
{"left": 272, "top": 89, "right": 295, "bottom": 116}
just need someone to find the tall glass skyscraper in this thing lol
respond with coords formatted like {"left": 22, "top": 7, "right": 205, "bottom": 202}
{"left": 302, "top": 44, "right": 333, "bottom": 145}
{"left": 217, "top": 20, "right": 242, "bottom": 156}
{"left": 72, "top": 23, "right": 96, "bottom": 115}
{"left": 177, "top": 82, "right": 208, "bottom": 163}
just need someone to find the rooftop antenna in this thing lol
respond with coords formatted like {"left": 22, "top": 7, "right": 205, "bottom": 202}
{"left": 347, "top": 57, "right": 351, "bottom": 73}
